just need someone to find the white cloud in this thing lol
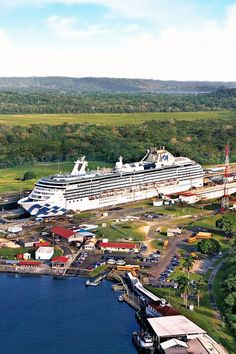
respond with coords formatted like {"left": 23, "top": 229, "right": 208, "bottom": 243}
{"left": 0, "top": 4, "right": 236, "bottom": 80}
{"left": 0, "top": 29, "right": 13, "bottom": 50}
{"left": 0, "top": 0, "right": 208, "bottom": 25}
{"left": 46, "top": 15, "right": 105, "bottom": 38}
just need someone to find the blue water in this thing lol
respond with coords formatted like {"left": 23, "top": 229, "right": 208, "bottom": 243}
{"left": 0, "top": 274, "right": 138, "bottom": 354}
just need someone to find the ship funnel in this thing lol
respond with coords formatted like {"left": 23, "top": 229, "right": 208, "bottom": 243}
{"left": 71, "top": 156, "right": 88, "bottom": 176}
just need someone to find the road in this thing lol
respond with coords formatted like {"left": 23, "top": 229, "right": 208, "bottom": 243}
{"left": 208, "top": 258, "right": 224, "bottom": 317}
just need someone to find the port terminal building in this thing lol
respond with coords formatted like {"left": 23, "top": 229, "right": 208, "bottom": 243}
{"left": 147, "top": 315, "right": 226, "bottom": 354}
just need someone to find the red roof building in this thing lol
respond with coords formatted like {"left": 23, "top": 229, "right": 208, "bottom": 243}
{"left": 19, "top": 261, "right": 41, "bottom": 266}
{"left": 34, "top": 241, "right": 51, "bottom": 248}
{"left": 51, "top": 226, "right": 75, "bottom": 239}
{"left": 146, "top": 302, "right": 180, "bottom": 318}
{"left": 51, "top": 256, "right": 68, "bottom": 263}
{"left": 99, "top": 242, "right": 139, "bottom": 252}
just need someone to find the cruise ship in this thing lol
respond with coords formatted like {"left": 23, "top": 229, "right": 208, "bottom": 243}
{"left": 18, "top": 147, "right": 204, "bottom": 217}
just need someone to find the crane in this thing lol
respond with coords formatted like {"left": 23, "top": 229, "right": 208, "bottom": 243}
{"left": 221, "top": 144, "right": 230, "bottom": 213}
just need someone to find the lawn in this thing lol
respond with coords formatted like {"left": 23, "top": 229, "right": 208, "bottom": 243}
{"left": 89, "top": 264, "right": 109, "bottom": 277}
{"left": 189, "top": 214, "right": 222, "bottom": 229}
{"left": 97, "top": 221, "right": 146, "bottom": 241}
{"left": 0, "top": 247, "right": 33, "bottom": 259}
{"left": 148, "top": 287, "right": 236, "bottom": 354}
{"left": 0, "top": 110, "right": 234, "bottom": 127}
{"left": 0, "top": 160, "right": 112, "bottom": 194}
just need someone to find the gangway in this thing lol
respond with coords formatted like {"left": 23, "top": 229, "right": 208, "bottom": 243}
{"left": 62, "top": 249, "right": 81, "bottom": 276}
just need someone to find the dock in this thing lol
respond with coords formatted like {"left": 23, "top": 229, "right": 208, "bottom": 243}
{"left": 107, "top": 270, "right": 141, "bottom": 311}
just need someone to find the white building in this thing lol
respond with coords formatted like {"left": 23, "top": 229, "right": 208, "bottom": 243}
{"left": 153, "top": 199, "right": 163, "bottom": 207}
{"left": 99, "top": 242, "right": 139, "bottom": 253}
{"left": 35, "top": 246, "right": 54, "bottom": 260}
{"left": 23, "top": 253, "right": 31, "bottom": 260}
{"left": 8, "top": 225, "right": 22, "bottom": 233}
{"left": 84, "top": 241, "right": 96, "bottom": 251}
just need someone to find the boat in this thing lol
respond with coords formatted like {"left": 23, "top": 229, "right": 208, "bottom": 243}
{"left": 132, "top": 331, "right": 156, "bottom": 353}
{"left": 118, "top": 294, "right": 124, "bottom": 302}
{"left": 85, "top": 280, "right": 99, "bottom": 287}
{"left": 18, "top": 147, "right": 204, "bottom": 217}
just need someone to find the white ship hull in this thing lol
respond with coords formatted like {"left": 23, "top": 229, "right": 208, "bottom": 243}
{"left": 19, "top": 177, "right": 203, "bottom": 215}
{"left": 18, "top": 148, "right": 205, "bottom": 217}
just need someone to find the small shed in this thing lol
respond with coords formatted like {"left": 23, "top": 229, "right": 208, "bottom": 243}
{"left": 23, "top": 252, "right": 31, "bottom": 260}
{"left": 179, "top": 192, "right": 198, "bottom": 204}
{"left": 35, "top": 246, "right": 54, "bottom": 260}
{"left": 18, "top": 239, "right": 36, "bottom": 248}
{"left": 167, "top": 228, "right": 182, "bottom": 237}
{"left": 153, "top": 199, "right": 163, "bottom": 207}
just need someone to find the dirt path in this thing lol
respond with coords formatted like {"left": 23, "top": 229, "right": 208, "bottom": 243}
{"left": 0, "top": 237, "right": 20, "bottom": 248}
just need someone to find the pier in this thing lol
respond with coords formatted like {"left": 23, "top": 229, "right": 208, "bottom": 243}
{"left": 107, "top": 270, "right": 141, "bottom": 311}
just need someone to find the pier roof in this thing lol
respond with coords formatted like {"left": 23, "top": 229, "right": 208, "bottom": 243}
{"left": 148, "top": 315, "right": 206, "bottom": 338}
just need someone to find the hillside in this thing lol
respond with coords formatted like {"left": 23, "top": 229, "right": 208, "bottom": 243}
{"left": 0, "top": 77, "right": 236, "bottom": 93}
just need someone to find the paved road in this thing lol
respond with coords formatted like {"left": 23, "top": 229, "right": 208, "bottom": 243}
{"left": 147, "top": 235, "right": 187, "bottom": 278}
{"left": 208, "top": 258, "right": 224, "bottom": 317}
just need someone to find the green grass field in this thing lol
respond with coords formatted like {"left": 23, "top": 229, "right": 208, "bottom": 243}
{"left": 0, "top": 160, "right": 112, "bottom": 194}
{"left": 0, "top": 110, "right": 234, "bottom": 127}
{"left": 97, "top": 222, "right": 146, "bottom": 241}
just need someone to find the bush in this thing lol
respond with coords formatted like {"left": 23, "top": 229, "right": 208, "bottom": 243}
{"left": 197, "top": 238, "right": 221, "bottom": 254}
{"left": 23, "top": 171, "right": 36, "bottom": 181}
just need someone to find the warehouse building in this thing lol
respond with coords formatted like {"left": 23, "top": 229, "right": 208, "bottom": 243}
{"left": 35, "top": 246, "right": 54, "bottom": 260}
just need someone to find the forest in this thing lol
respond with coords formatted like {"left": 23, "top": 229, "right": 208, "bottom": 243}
{"left": 0, "top": 88, "right": 235, "bottom": 114}
{"left": 0, "top": 118, "right": 235, "bottom": 168}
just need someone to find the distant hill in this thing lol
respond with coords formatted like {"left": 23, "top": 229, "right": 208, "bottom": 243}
{"left": 0, "top": 77, "right": 236, "bottom": 93}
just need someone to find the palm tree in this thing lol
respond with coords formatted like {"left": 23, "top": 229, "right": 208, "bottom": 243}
{"left": 194, "top": 277, "right": 206, "bottom": 308}
{"left": 183, "top": 256, "right": 195, "bottom": 279}
{"left": 177, "top": 276, "right": 192, "bottom": 308}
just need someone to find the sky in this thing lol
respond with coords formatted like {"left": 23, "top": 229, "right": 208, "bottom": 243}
{"left": 0, "top": 0, "right": 236, "bottom": 80}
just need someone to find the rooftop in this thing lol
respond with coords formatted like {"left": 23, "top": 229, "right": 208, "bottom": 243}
{"left": 36, "top": 247, "right": 54, "bottom": 254}
{"left": 19, "top": 261, "right": 41, "bottom": 266}
{"left": 163, "top": 338, "right": 210, "bottom": 354}
{"left": 148, "top": 315, "right": 206, "bottom": 338}
{"left": 51, "top": 226, "right": 75, "bottom": 238}
{"left": 99, "top": 242, "right": 138, "bottom": 249}
{"left": 149, "top": 303, "right": 180, "bottom": 316}
{"left": 51, "top": 256, "right": 68, "bottom": 263}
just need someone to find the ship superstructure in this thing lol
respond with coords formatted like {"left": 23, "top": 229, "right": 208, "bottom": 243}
{"left": 18, "top": 147, "right": 204, "bottom": 217}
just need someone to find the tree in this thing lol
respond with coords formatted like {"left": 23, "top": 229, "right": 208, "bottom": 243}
{"left": 224, "top": 293, "right": 235, "bottom": 307}
{"left": 182, "top": 256, "right": 195, "bottom": 279}
{"left": 194, "top": 277, "right": 206, "bottom": 307}
{"left": 177, "top": 276, "right": 192, "bottom": 308}
{"left": 216, "top": 215, "right": 234, "bottom": 237}
{"left": 23, "top": 171, "right": 36, "bottom": 181}
{"left": 198, "top": 238, "right": 221, "bottom": 255}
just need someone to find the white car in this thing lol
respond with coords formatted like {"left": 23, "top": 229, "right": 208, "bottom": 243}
{"left": 116, "top": 260, "right": 126, "bottom": 266}
{"left": 107, "top": 258, "right": 116, "bottom": 265}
